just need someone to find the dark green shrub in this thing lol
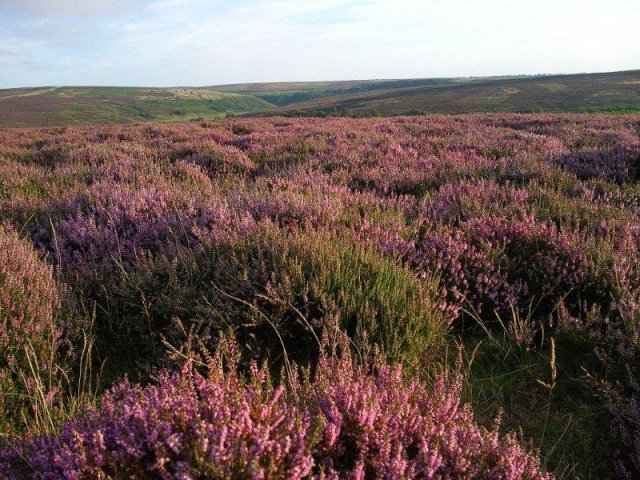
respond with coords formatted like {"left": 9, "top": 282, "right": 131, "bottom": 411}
{"left": 88, "top": 226, "right": 448, "bottom": 374}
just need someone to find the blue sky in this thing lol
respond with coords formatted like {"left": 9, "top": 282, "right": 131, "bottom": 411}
{"left": 0, "top": 0, "right": 638, "bottom": 88}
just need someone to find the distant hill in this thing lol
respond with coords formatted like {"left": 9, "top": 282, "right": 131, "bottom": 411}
{"left": 212, "top": 78, "right": 484, "bottom": 105}
{"left": 265, "top": 70, "right": 640, "bottom": 116}
{"left": 0, "top": 87, "right": 272, "bottom": 127}
{"left": 0, "top": 70, "right": 638, "bottom": 127}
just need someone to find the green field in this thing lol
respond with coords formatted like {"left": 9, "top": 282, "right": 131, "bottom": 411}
{"left": 1, "top": 70, "right": 639, "bottom": 126}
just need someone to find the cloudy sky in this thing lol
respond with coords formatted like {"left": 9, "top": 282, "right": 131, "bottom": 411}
{"left": 0, "top": 0, "right": 638, "bottom": 88}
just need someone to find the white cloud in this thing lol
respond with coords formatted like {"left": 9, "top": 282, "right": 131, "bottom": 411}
{"left": 0, "top": 0, "right": 638, "bottom": 87}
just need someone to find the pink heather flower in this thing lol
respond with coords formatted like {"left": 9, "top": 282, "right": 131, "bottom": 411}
{"left": 0, "top": 337, "right": 551, "bottom": 479}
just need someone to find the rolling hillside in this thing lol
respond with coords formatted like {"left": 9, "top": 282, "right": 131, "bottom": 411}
{"left": 211, "top": 77, "right": 488, "bottom": 105}
{"left": 269, "top": 70, "right": 640, "bottom": 116}
{"left": 0, "top": 70, "right": 638, "bottom": 126}
{"left": 0, "top": 87, "right": 273, "bottom": 127}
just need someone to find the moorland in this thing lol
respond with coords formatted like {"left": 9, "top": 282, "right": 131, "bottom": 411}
{"left": 1, "top": 69, "right": 639, "bottom": 127}
{"left": 0, "top": 114, "right": 639, "bottom": 478}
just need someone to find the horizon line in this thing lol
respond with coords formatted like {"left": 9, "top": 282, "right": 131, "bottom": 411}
{"left": 2, "top": 68, "right": 638, "bottom": 91}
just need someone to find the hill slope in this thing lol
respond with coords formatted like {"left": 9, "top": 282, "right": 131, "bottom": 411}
{"left": 211, "top": 77, "right": 491, "bottom": 105}
{"left": 1, "top": 70, "right": 639, "bottom": 126}
{"left": 267, "top": 70, "right": 640, "bottom": 116}
{"left": 0, "top": 87, "right": 273, "bottom": 127}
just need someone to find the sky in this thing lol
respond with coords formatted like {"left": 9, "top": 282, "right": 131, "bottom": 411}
{"left": 0, "top": 0, "right": 639, "bottom": 88}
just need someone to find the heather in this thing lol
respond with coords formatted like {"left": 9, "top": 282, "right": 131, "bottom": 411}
{"left": 1, "top": 114, "right": 640, "bottom": 477}
{"left": 0, "top": 226, "right": 66, "bottom": 432}
{"left": 0, "top": 336, "right": 550, "bottom": 480}
{"left": 592, "top": 310, "right": 640, "bottom": 479}
{"left": 77, "top": 226, "right": 447, "bottom": 379}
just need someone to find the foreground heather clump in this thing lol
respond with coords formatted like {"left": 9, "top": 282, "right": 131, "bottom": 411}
{"left": 0, "top": 337, "right": 550, "bottom": 480}
{"left": 0, "top": 227, "right": 65, "bottom": 430}
{"left": 87, "top": 227, "right": 448, "bottom": 369}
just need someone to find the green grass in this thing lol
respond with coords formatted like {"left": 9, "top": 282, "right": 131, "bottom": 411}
{"left": 459, "top": 323, "right": 614, "bottom": 479}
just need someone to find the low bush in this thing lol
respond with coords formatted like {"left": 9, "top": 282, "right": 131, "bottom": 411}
{"left": 170, "top": 141, "right": 257, "bottom": 177}
{"left": 88, "top": 227, "right": 449, "bottom": 372}
{"left": 0, "top": 337, "right": 551, "bottom": 479}
{"left": 595, "top": 309, "right": 640, "bottom": 478}
{"left": 0, "top": 227, "right": 65, "bottom": 431}
{"left": 396, "top": 217, "right": 588, "bottom": 321}
{"left": 554, "top": 147, "right": 639, "bottom": 184}
{"left": 36, "top": 182, "right": 256, "bottom": 276}
{"left": 373, "top": 215, "right": 614, "bottom": 343}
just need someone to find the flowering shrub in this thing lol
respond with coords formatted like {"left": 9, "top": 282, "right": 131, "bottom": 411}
{"left": 171, "top": 140, "right": 257, "bottom": 177}
{"left": 554, "top": 147, "right": 639, "bottom": 183}
{"left": 0, "top": 337, "right": 551, "bottom": 479}
{"left": 464, "top": 216, "right": 588, "bottom": 308}
{"left": 0, "top": 227, "right": 63, "bottom": 430}
{"left": 1, "top": 114, "right": 640, "bottom": 476}
{"left": 426, "top": 179, "right": 529, "bottom": 223}
{"left": 37, "top": 182, "right": 256, "bottom": 274}
{"left": 410, "top": 223, "right": 527, "bottom": 318}
{"left": 239, "top": 176, "right": 347, "bottom": 231}
{"left": 610, "top": 346, "right": 640, "bottom": 478}
{"left": 375, "top": 216, "right": 593, "bottom": 334}
{"left": 594, "top": 309, "right": 640, "bottom": 479}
